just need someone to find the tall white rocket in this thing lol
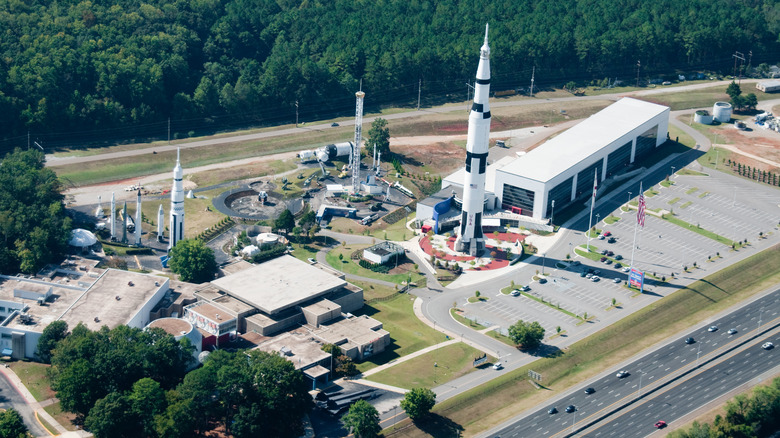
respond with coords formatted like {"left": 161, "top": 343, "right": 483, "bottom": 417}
{"left": 157, "top": 204, "right": 164, "bottom": 242}
{"left": 168, "top": 148, "right": 185, "bottom": 251}
{"left": 455, "top": 24, "right": 492, "bottom": 256}
{"left": 135, "top": 190, "right": 142, "bottom": 245}
{"left": 110, "top": 192, "right": 116, "bottom": 240}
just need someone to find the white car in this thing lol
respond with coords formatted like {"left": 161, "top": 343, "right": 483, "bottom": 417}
{"left": 616, "top": 370, "right": 629, "bottom": 378}
{"left": 708, "top": 326, "right": 718, "bottom": 332}
{"left": 591, "top": 276, "right": 600, "bottom": 282}
{"left": 613, "top": 277, "right": 621, "bottom": 284}
{"left": 493, "top": 362, "right": 503, "bottom": 370}
{"left": 622, "top": 266, "right": 631, "bottom": 272}
{"left": 762, "top": 342, "right": 774, "bottom": 350}
{"left": 510, "top": 289, "right": 521, "bottom": 297}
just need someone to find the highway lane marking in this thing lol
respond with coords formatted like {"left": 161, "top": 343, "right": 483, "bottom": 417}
{"left": 548, "top": 326, "right": 780, "bottom": 438}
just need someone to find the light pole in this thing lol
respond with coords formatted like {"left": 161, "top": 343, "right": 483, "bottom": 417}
{"left": 732, "top": 186, "right": 737, "bottom": 207}
{"left": 671, "top": 166, "right": 676, "bottom": 178}
{"left": 596, "top": 213, "right": 600, "bottom": 225}
{"left": 295, "top": 100, "right": 299, "bottom": 127}
{"left": 627, "top": 191, "right": 632, "bottom": 208}
{"left": 639, "top": 370, "right": 646, "bottom": 395}
{"left": 542, "top": 253, "right": 547, "bottom": 275}
{"left": 697, "top": 341, "right": 702, "bottom": 366}
{"left": 759, "top": 308, "right": 764, "bottom": 329}
{"left": 715, "top": 147, "right": 719, "bottom": 170}
{"left": 551, "top": 200, "right": 555, "bottom": 226}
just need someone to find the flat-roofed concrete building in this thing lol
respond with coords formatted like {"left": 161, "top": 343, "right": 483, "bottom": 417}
{"left": 0, "top": 262, "right": 169, "bottom": 360}
{"left": 311, "top": 314, "right": 390, "bottom": 361}
{"left": 256, "top": 329, "right": 333, "bottom": 389}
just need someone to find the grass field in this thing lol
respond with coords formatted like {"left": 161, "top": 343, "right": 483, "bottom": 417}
{"left": 43, "top": 402, "right": 79, "bottom": 431}
{"left": 386, "top": 243, "right": 780, "bottom": 437}
{"left": 662, "top": 214, "right": 736, "bottom": 246}
{"left": 324, "top": 244, "right": 426, "bottom": 285}
{"left": 8, "top": 361, "right": 55, "bottom": 402}
{"left": 367, "top": 342, "right": 489, "bottom": 389}
{"left": 353, "top": 294, "right": 440, "bottom": 373}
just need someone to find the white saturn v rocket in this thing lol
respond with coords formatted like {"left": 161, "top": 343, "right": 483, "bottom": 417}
{"left": 168, "top": 148, "right": 185, "bottom": 252}
{"left": 455, "top": 24, "right": 492, "bottom": 256}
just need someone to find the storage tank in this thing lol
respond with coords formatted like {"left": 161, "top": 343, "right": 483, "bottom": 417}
{"left": 712, "top": 102, "right": 732, "bottom": 123}
{"left": 254, "top": 232, "right": 279, "bottom": 248}
{"left": 693, "top": 110, "right": 713, "bottom": 125}
{"left": 298, "top": 150, "right": 317, "bottom": 162}
{"left": 314, "top": 142, "right": 353, "bottom": 162}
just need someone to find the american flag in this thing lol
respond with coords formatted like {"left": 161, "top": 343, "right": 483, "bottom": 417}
{"left": 637, "top": 193, "right": 646, "bottom": 227}
{"left": 592, "top": 170, "right": 598, "bottom": 200}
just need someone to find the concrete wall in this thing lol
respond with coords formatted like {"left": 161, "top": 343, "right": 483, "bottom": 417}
{"left": 127, "top": 278, "right": 170, "bottom": 329}
{"left": 331, "top": 291, "right": 363, "bottom": 314}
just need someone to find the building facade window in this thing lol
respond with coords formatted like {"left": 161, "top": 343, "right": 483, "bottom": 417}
{"left": 546, "top": 176, "right": 574, "bottom": 217}
{"left": 607, "top": 141, "right": 633, "bottom": 176}
{"left": 502, "top": 184, "right": 535, "bottom": 216}
{"left": 576, "top": 159, "right": 604, "bottom": 198}
{"left": 634, "top": 125, "right": 658, "bottom": 161}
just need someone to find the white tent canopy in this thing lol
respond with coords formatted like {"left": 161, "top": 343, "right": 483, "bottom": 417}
{"left": 69, "top": 229, "right": 97, "bottom": 247}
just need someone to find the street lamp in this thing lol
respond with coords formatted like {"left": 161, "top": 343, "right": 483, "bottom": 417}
{"left": 697, "top": 341, "right": 702, "bottom": 366}
{"left": 550, "top": 200, "right": 555, "bottom": 226}
{"left": 627, "top": 191, "right": 632, "bottom": 208}
{"left": 759, "top": 308, "right": 764, "bottom": 329}
{"left": 542, "top": 253, "right": 547, "bottom": 275}
{"left": 671, "top": 166, "right": 676, "bottom": 177}
{"left": 639, "top": 370, "right": 645, "bottom": 395}
{"left": 732, "top": 186, "right": 737, "bottom": 207}
{"left": 596, "top": 213, "right": 600, "bottom": 224}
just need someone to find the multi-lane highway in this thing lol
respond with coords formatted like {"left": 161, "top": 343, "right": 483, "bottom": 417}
{"left": 486, "top": 288, "right": 780, "bottom": 437}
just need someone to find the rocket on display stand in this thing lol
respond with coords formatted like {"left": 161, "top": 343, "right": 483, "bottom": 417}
{"left": 297, "top": 142, "right": 354, "bottom": 163}
{"left": 455, "top": 24, "right": 492, "bottom": 256}
{"left": 168, "top": 148, "right": 185, "bottom": 252}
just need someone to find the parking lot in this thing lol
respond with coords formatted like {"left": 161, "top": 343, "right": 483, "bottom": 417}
{"left": 462, "top": 168, "right": 780, "bottom": 341}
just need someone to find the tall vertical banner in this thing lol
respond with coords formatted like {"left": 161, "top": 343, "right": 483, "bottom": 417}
{"left": 637, "top": 192, "right": 646, "bottom": 227}
{"left": 629, "top": 267, "right": 645, "bottom": 293}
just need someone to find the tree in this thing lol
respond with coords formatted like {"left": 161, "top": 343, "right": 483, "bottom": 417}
{"left": 274, "top": 209, "right": 295, "bottom": 236}
{"left": 400, "top": 387, "right": 436, "bottom": 420}
{"left": 84, "top": 392, "right": 137, "bottom": 438}
{"left": 36, "top": 320, "right": 68, "bottom": 364}
{"left": 508, "top": 320, "right": 545, "bottom": 349}
{"left": 0, "top": 149, "right": 71, "bottom": 274}
{"left": 129, "top": 378, "right": 166, "bottom": 437}
{"left": 743, "top": 93, "right": 758, "bottom": 110}
{"left": 168, "top": 239, "right": 217, "bottom": 283}
{"left": 726, "top": 81, "right": 742, "bottom": 100}
{"left": 342, "top": 400, "right": 381, "bottom": 437}
{"left": 298, "top": 210, "right": 317, "bottom": 232}
{"left": 366, "top": 118, "right": 390, "bottom": 157}
{"left": 0, "top": 409, "right": 28, "bottom": 438}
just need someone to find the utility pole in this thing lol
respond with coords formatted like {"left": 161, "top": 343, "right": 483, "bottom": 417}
{"left": 529, "top": 66, "right": 535, "bottom": 97}
{"left": 295, "top": 100, "right": 299, "bottom": 127}
{"left": 167, "top": 118, "right": 171, "bottom": 144}
{"left": 733, "top": 51, "right": 745, "bottom": 83}
{"left": 27, "top": 131, "right": 29, "bottom": 150}
{"left": 635, "top": 60, "right": 641, "bottom": 88}
{"left": 748, "top": 50, "right": 753, "bottom": 76}
{"left": 417, "top": 78, "right": 421, "bottom": 111}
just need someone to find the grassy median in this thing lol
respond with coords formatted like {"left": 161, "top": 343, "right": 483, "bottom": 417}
{"left": 386, "top": 243, "right": 780, "bottom": 437}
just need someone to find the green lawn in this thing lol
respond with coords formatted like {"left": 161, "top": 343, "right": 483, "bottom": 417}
{"left": 451, "top": 308, "right": 487, "bottom": 330}
{"left": 8, "top": 361, "right": 55, "bottom": 402}
{"left": 604, "top": 215, "right": 620, "bottom": 225}
{"left": 367, "top": 342, "right": 490, "bottom": 389}
{"left": 353, "top": 295, "right": 441, "bottom": 373}
{"left": 395, "top": 243, "right": 780, "bottom": 437}
{"left": 325, "top": 244, "right": 426, "bottom": 285}
{"left": 668, "top": 197, "right": 680, "bottom": 205}
{"left": 43, "top": 402, "right": 79, "bottom": 431}
{"left": 685, "top": 187, "right": 699, "bottom": 194}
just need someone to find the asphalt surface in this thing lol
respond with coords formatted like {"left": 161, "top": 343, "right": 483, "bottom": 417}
{"left": 486, "top": 288, "right": 780, "bottom": 438}
{"left": 0, "top": 371, "right": 47, "bottom": 437}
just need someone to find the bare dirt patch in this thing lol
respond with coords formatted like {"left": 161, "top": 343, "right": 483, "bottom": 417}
{"left": 719, "top": 124, "right": 780, "bottom": 170}
{"left": 392, "top": 141, "right": 466, "bottom": 176}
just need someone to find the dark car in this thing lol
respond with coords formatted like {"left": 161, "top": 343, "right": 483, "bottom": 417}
{"left": 548, "top": 407, "right": 558, "bottom": 414}
{"left": 607, "top": 251, "right": 614, "bottom": 257}
{"left": 601, "top": 249, "right": 608, "bottom": 255}
{"left": 605, "top": 259, "right": 613, "bottom": 265}
{"left": 608, "top": 237, "right": 617, "bottom": 243}
{"left": 615, "top": 263, "right": 623, "bottom": 269}
{"left": 584, "top": 387, "right": 595, "bottom": 394}
{"left": 615, "top": 254, "right": 623, "bottom": 260}
{"left": 565, "top": 405, "right": 576, "bottom": 413}
{"left": 685, "top": 337, "right": 695, "bottom": 344}
{"left": 600, "top": 256, "right": 607, "bottom": 262}
{"left": 580, "top": 271, "right": 587, "bottom": 277}
{"left": 331, "top": 122, "right": 339, "bottom": 127}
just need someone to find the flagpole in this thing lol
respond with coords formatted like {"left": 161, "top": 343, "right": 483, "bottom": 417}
{"left": 586, "top": 170, "right": 597, "bottom": 252}
{"left": 630, "top": 182, "right": 642, "bottom": 269}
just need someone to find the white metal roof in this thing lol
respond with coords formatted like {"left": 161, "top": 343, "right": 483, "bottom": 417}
{"left": 498, "top": 98, "right": 668, "bottom": 183}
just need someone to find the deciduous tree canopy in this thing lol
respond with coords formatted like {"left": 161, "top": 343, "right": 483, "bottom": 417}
{"left": 0, "top": 0, "right": 777, "bottom": 148}
{"left": 508, "top": 320, "right": 545, "bottom": 350}
{"left": 0, "top": 149, "right": 71, "bottom": 274}
{"left": 168, "top": 238, "right": 217, "bottom": 283}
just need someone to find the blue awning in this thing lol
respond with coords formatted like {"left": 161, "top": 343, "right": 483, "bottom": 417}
{"left": 1, "top": 348, "right": 12, "bottom": 356}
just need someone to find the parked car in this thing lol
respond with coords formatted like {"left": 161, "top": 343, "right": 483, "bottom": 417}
{"left": 601, "top": 249, "right": 608, "bottom": 255}
{"left": 591, "top": 276, "right": 601, "bottom": 282}
{"left": 605, "top": 259, "right": 613, "bottom": 265}
{"left": 615, "top": 263, "right": 622, "bottom": 269}
{"left": 510, "top": 290, "right": 521, "bottom": 297}
{"left": 598, "top": 234, "right": 605, "bottom": 240}
{"left": 608, "top": 237, "right": 617, "bottom": 243}
{"left": 331, "top": 122, "right": 339, "bottom": 127}
{"left": 615, "top": 254, "right": 623, "bottom": 260}
{"left": 622, "top": 266, "right": 631, "bottom": 272}
{"left": 522, "top": 285, "right": 531, "bottom": 291}
{"left": 603, "top": 231, "right": 612, "bottom": 237}
{"left": 594, "top": 270, "right": 601, "bottom": 275}
{"left": 538, "top": 277, "right": 547, "bottom": 284}
{"left": 586, "top": 273, "right": 594, "bottom": 279}
{"left": 580, "top": 271, "right": 588, "bottom": 277}
{"left": 613, "top": 277, "right": 621, "bottom": 283}
{"left": 600, "top": 256, "right": 607, "bottom": 262}
{"left": 606, "top": 251, "right": 614, "bottom": 257}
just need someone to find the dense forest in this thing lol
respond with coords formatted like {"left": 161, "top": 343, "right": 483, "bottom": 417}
{"left": 0, "top": 0, "right": 778, "bottom": 149}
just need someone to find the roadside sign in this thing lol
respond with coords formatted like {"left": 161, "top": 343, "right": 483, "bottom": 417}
{"left": 528, "top": 370, "right": 542, "bottom": 381}
{"left": 629, "top": 268, "right": 644, "bottom": 293}
{"left": 473, "top": 353, "right": 488, "bottom": 367}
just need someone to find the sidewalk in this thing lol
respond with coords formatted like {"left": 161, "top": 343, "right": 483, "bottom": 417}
{"left": 0, "top": 365, "right": 86, "bottom": 437}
